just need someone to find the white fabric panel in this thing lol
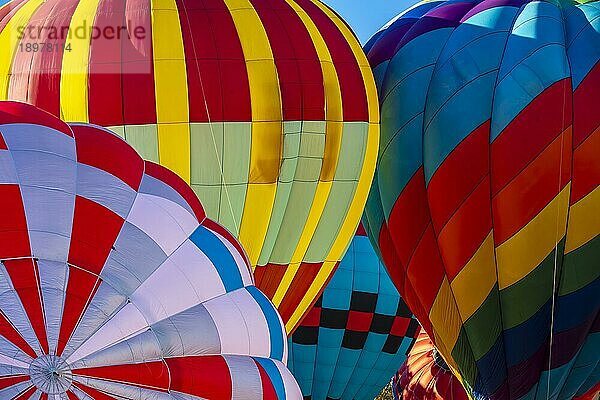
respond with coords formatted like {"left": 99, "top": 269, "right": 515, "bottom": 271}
{"left": 70, "top": 384, "right": 94, "bottom": 400}
{"left": 101, "top": 222, "right": 167, "bottom": 296}
{"left": 229, "top": 290, "right": 271, "bottom": 358}
{"left": 0, "top": 380, "right": 32, "bottom": 398}
{"left": 151, "top": 304, "right": 221, "bottom": 357}
{"left": 127, "top": 194, "right": 198, "bottom": 255}
{"left": 0, "top": 364, "right": 29, "bottom": 376}
{"left": 0, "top": 336, "right": 32, "bottom": 365}
{"left": 66, "top": 303, "right": 149, "bottom": 364}
{"left": 0, "top": 150, "right": 17, "bottom": 183}
{"left": 61, "top": 281, "right": 127, "bottom": 361}
{"left": 72, "top": 376, "right": 172, "bottom": 400}
{"left": 211, "top": 230, "right": 252, "bottom": 286}
{"left": 202, "top": 290, "right": 251, "bottom": 356}
{"left": 224, "top": 355, "right": 262, "bottom": 400}
{"left": 138, "top": 174, "right": 196, "bottom": 218}
{"left": 276, "top": 360, "right": 303, "bottom": 400}
{"left": 70, "top": 330, "right": 162, "bottom": 369}
{"left": 76, "top": 163, "right": 137, "bottom": 219}
{"left": 37, "top": 260, "right": 68, "bottom": 355}
{"left": 0, "top": 352, "right": 29, "bottom": 369}
{"left": 129, "top": 241, "right": 226, "bottom": 325}
{"left": 1, "top": 124, "right": 75, "bottom": 157}
{"left": 0, "top": 264, "right": 43, "bottom": 356}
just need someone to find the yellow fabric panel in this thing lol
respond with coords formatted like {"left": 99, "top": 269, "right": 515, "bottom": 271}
{"left": 431, "top": 327, "right": 461, "bottom": 377}
{"left": 239, "top": 183, "right": 278, "bottom": 266}
{"left": 565, "top": 186, "right": 600, "bottom": 253}
{"left": 310, "top": 0, "right": 380, "bottom": 125}
{"left": 429, "top": 277, "right": 462, "bottom": 356}
{"left": 224, "top": 0, "right": 281, "bottom": 267}
{"left": 0, "top": 0, "right": 44, "bottom": 99}
{"left": 497, "top": 184, "right": 571, "bottom": 290}
{"left": 450, "top": 231, "right": 497, "bottom": 321}
{"left": 285, "top": 260, "right": 337, "bottom": 333}
{"left": 59, "top": 0, "right": 101, "bottom": 123}
{"left": 151, "top": 0, "right": 191, "bottom": 182}
{"left": 271, "top": 181, "right": 334, "bottom": 307}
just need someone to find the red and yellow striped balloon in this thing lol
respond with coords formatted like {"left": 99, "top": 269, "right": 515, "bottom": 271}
{"left": 0, "top": 0, "right": 379, "bottom": 333}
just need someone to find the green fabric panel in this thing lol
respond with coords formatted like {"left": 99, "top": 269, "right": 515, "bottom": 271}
{"left": 500, "top": 239, "right": 565, "bottom": 330}
{"left": 191, "top": 184, "right": 221, "bottom": 221}
{"left": 122, "top": 125, "right": 159, "bottom": 162}
{"left": 299, "top": 132, "right": 325, "bottom": 158}
{"left": 218, "top": 184, "right": 247, "bottom": 237}
{"left": 268, "top": 181, "right": 319, "bottom": 265}
{"left": 451, "top": 327, "right": 479, "bottom": 386}
{"left": 258, "top": 181, "right": 294, "bottom": 266}
{"left": 223, "top": 122, "right": 251, "bottom": 185}
{"left": 559, "top": 234, "right": 600, "bottom": 295}
{"left": 259, "top": 122, "right": 318, "bottom": 265}
{"left": 107, "top": 125, "right": 125, "bottom": 139}
{"left": 334, "top": 122, "right": 368, "bottom": 181}
{"left": 302, "top": 120, "right": 326, "bottom": 134}
{"left": 295, "top": 158, "right": 324, "bottom": 181}
{"left": 463, "top": 285, "right": 503, "bottom": 360}
{"left": 305, "top": 181, "right": 358, "bottom": 263}
{"left": 190, "top": 123, "right": 223, "bottom": 186}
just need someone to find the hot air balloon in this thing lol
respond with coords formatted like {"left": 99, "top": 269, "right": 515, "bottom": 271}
{"left": 392, "top": 328, "right": 469, "bottom": 400}
{"left": 574, "top": 383, "right": 600, "bottom": 400}
{"left": 287, "top": 225, "right": 420, "bottom": 400}
{"left": 0, "top": 101, "right": 301, "bottom": 399}
{"left": 363, "top": 0, "right": 600, "bottom": 399}
{"left": 0, "top": 0, "right": 379, "bottom": 333}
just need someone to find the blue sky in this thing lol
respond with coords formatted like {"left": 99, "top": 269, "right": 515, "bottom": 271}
{"left": 322, "top": 0, "right": 414, "bottom": 43}
{"left": 0, "top": 0, "right": 412, "bottom": 43}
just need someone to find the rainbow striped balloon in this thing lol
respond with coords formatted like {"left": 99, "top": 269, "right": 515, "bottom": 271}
{"left": 364, "top": 0, "right": 599, "bottom": 399}
{"left": 0, "top": 0, "right": 379, "bottom": 333}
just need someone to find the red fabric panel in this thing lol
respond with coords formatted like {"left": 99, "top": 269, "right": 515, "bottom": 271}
{"left": 388, "top": 168, "right": 431, "bottom": 267}
{"left": 356, "top": 222, "right": 367, "bottom": 236}
{"left": 254, "top": 264, "right": 287, "bottom": 300}
{"left": 56, "top": 267, "right": 100, "bottom": 356}
{"left": 378, "top": 222, "right": 405, "bottom": 291}
{"left": 120, "top": 0, "right": 156, "bottom": 125}
{"left": 144, "top": 161, "right": 205, "bottom": 221}
{"left": 573, "top": 62, "right": 600, "bottom": 147}
{"left": 73, "top": 124, "right": 144, "bottom": 190}
{"left": 405, "top": 225, "right": 445, "bottom": 313}
{"left": 0, "top": 132, "right": 6, "bottom": 149}
{"left": 301, "top": 306, "right": 321, "bottom": 327}
{"left": 293, "top": 0, "right": 369, "bottom": 122}
{"left": 491, "top": 78, "right": 572, "bottom": 196}
{"left": 0, "top": 311, "right": 36, "bottom": 358}
{"left": 73, "top": 383, "right": 118, "bottom": 400}
{"left": 65, "top": 391, "right": 78, "bottom": 400}
{"left": 571, "top": 127, "right": 599, "bottom": 205}
{"left": 13, "top": 385, "right": 36, "bottom": 399}
{"left": 255, "top": 359, "right": 279, "bottom": 400}
{"left": 0, "top": 375, "right": 28, "bottom": 390}
{"left": 3, "top": 259, "right": 48, "bottom": 354}
{"left": 87, "top": 0, "right": 125, "bottom": 126}
{"left": 166, "top": 355, "right": 232, "bottom": 398}
{"left": 0, "top": 0, "right": 26, "bottom": 22}
{"left": 346, "top": 310, "right": 374, "bottom": 332}
{"left": 492, "top": 129, "right": 572, "bottom": 244}
{"left": 68, "top": 196, "right": 124, "bottom": 274}
{"left": 427, "top": 120, "right": 490, "bottom": 233}
{"left": 437, "top": 177, "right": 492, "bottom": 281}
{"left": 0, "top": 102, "right": 72, "bottom": 137}
{"left": 391, "top": 316, "right": 410, "bottom": 336}
{"left": 73, "top": 361, "right": 170, "bottom": 391}
{"left": 250, "top": 0, "right": 325, "bottom": 121}
{"left": 0, "top": 184, "right": 30, "bottom": 259}
{"left": 8, "top": 0, "right": 79, "bottom": 117}
{"left": 40, "top": 393, "right": 48, "bottom": 400}
{"left": 278, "top": 261, "right": 322, "bottom": 323}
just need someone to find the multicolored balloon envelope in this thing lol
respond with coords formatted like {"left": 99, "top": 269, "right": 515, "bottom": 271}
{"left": 363, "top": 0, "right": 600, "bottom": 399}
{"left": 287, "top": 225, "right": 420, "bottom": 400}
{"left": 0, "top": 0, "right": 379, "bottom": 333}
{"left": 0, "top": 102, "right": 301, "bottom": 399}
{"left": 392, "top": 328, "right": 469, "bottom": 400}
